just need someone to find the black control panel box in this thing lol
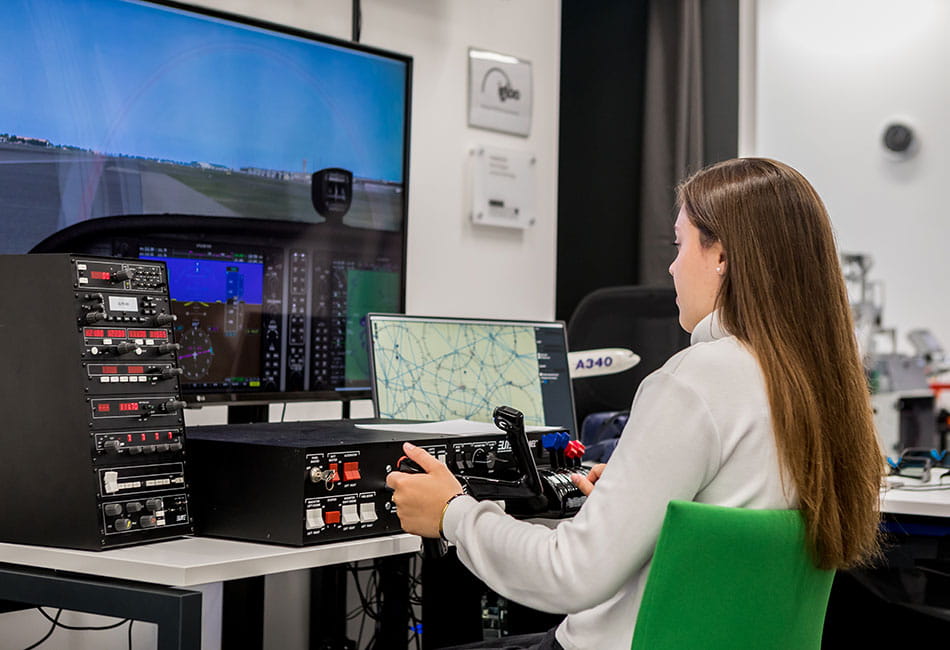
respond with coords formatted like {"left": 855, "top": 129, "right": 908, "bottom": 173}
{"left": 0, "top": 254, "right": 192, "bottom": 550}
{"left": 187, "top": 420, "right": 555, "bottom": 546}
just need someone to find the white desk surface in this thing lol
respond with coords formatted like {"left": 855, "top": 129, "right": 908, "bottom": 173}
{"left": 881, "top": 472, "right": 950, "bottom": 518}
{"left": 0, "top": 534, "right": 422, "bottom": 587}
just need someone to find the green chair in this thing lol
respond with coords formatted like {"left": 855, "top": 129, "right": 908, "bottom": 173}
{"left": 630, "top": 500, "right": 835, "bottom": 650}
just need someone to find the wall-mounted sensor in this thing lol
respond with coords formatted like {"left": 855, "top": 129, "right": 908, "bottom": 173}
{"left": 882, "top": 123, "right": 916, "bottom": 155}
{"left": 312, "top": 168, "right": 353, "bottom": 221}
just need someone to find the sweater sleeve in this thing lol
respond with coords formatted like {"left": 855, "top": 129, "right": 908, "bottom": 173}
{"left": 441, "top": 369, "right": 723, "bottom": 613}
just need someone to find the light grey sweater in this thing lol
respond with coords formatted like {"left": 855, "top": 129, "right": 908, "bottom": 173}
{"left": 441, "top": 312, "right": 797, "bottom": 650}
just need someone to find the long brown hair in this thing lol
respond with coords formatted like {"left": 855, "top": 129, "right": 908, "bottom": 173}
{"left": 678, "top": 158, "right": 883, "bottom": 570}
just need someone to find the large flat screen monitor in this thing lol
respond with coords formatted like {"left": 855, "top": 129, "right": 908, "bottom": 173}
{"left": 367, "top": 315, "right": 578, "bottom": 438}
{"left": 6, "top": 0, "right": 411, "bottom": 404}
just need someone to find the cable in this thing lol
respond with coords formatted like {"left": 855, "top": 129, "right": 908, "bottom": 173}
{"left": 23, "top": 608, "right": 61, "bottom": 650}
{"left": 36, "top": 607, "right": 130, "bottom": 631}
{"left": 128, "top": 620, "right": 134, "bottom": 650}
{"left": 352, "top": 0, "right": 362, "bottom": 43}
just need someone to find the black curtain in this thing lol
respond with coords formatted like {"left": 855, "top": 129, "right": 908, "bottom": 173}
{"left": 556, "top": 0, "right": 650, "bottom": 322}
{"left": 556, "top": 0, "right": 738, "bottom": 321}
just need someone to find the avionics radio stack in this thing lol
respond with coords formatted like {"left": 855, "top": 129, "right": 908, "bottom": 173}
{"left": 0, "top": 254, "right": 192, "bottom": 550}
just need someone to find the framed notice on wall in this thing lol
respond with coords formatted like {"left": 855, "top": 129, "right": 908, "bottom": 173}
{"left": 468, "top": 48, "right": 532, "bottom": 137}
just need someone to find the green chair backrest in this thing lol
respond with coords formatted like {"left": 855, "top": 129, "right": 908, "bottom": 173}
{"left": 630, "top": 500, "right": 835, "bottom": 650}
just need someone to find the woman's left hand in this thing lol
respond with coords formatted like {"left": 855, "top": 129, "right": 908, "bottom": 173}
{"left": 385, "top": 442, "right": 465, "bottom": 538}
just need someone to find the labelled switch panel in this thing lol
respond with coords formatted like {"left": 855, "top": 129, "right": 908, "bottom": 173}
{"left": 304, "top": 492, "right": 388, "bottom": 539}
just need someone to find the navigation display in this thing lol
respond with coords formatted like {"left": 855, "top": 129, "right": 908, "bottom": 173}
{"left": 367, "top": 315, "right": 577, "bottom": 437}
{"left": 142, "top": 248, "right": 264, "bottom": 391}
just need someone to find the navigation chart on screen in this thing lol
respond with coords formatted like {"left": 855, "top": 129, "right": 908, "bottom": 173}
{"left": 370, "top": 318, "right": 547, "bottom": 425}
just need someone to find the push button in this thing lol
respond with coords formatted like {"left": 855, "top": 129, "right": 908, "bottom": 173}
{"left": 324, "top": 510, "right": 341, "bottom": 525}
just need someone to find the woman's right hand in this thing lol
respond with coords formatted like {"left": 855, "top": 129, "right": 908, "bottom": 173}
{"left": 570, "top": 463, "right": 607, "bottom": 496}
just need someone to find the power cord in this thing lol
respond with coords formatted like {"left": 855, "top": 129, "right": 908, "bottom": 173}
{"left": 23, "top": 609, "right": 60, "bottom": 650}
{"left": 25, "top": 608, "right": 134, "bottom": 650}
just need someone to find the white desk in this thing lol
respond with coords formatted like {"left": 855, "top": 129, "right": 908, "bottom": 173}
{"left": 0, "top": 533, "right": 422, "bottom": 650}
{"left": 0, "top": 533, "right": 421, "bottom": 587}
{"left": 880, "top": 473, "right": 950, "bottom": 518}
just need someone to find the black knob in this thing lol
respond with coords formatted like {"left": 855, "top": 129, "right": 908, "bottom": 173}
{"left": 161, "top": 400, "right": 187, "bottom": 413}
{"left": 84, "top": 311, "right": 106, "bottom": 324}
{"left": 103, "top": 440, "right": 121, "bottom": 453}
{"left": 161, "top": 367, "right": 184, "bottom": 379}
{"left": 115, "top": 342, "right": 138, "bottom": 354}
{"left": 153, "top": 313, "right": 176, "bottom": 326}
{"left": 157, "top": 343, "right": 181, "bottom": 354}
{"left": 84, "top": 293, "right": 104, "bottom": 303}
{"left": 111, "top": 269, "right": 134, "bottom": 282}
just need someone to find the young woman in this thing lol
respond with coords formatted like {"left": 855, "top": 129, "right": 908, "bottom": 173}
{"left": 386, "top": 158, "right": 884, "bottom": 650}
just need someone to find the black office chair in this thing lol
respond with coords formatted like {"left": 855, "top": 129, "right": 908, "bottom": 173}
{"left": 567, "top": 285, "right": 690, "bottom": 427}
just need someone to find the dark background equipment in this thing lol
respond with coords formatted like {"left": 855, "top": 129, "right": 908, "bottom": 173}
{"left": 0, "top": 254, "right": 192, "bottom": 550}
{"left": 567, "top": 285, "right": 690, "bottom": 424}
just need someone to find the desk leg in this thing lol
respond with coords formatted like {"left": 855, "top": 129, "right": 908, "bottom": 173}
{"left": 0, "top": 563, "right": 201, "bottom": 650}
{"left": 223, "top": 576, "right": 265, "bottom": 649}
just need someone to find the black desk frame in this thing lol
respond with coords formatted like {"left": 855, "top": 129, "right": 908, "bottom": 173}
{"left": 0, "top": 562, "right": 202, "bottom": 650}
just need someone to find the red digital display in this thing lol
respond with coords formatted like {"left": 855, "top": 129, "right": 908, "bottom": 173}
{"left": 106, "top": 329, "right": 126, "bottom": 338}
{"left": 102, "top": 366, "right": 118, "bottom": 374}
{"left": 127, "top": 366, "right": 144, "bottom": 374}
{"left": 96, "top": 404, "right": 111, "bottom": 412}
{"left": 148, "top": 330, "right": 168, "bottom": 339}
{"left": 119, "top": 402, "right": 139, "bottom": 412}
{"left": 128, "top": 330, "right": 147, "bottom": 338}
{"left": 84, "top": 328, "right": 105, "bottom": 338}
{"left": 167, "top": 431, "right": 174, "bottom": 440}
{"left": 127, "top": 434, "right": 133, "bottom": 442}
{"left": 90, "top": 271, "right": 110, "bottom": 280}
{"left": 154, "top": 432, "right": 161, "bottom": 441}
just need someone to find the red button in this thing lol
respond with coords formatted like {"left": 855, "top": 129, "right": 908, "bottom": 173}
{"left": 324, "top": 510, "right": 341, "bottom": 524}
{"left": 342, "top": 461, "right": 361, "bottom": 481}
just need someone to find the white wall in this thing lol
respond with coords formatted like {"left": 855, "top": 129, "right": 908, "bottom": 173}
{"left": 747, "top": 0, "right": 950, "bottom": 354}
{"left": 0, "top": 2, "right": 561, "bottom": 649}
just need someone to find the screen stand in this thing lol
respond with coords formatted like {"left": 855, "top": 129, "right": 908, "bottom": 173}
{"left": 227, "top": 404, "right": 269, "bottom": 424}
{"left": 341, "top": 400, "right": 351, "bottom": 420}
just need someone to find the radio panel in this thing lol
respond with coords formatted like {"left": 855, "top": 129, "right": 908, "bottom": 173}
{"left": 0, "top": 254, "right": 193, "bottom": 550}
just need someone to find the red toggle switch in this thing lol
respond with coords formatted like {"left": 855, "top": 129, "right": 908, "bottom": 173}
{"left": 342, "top": 461, "right": 361, "bottom": 481}
{"left": 324, "top": 510, "right": 341, "bottom": 524}
{"left": 327, "top": 463, "right": 341, "bottom": 482}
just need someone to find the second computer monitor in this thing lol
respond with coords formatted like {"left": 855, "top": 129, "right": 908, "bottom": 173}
{"left": 366, "top": 314, "right": 577, "bottom": 437}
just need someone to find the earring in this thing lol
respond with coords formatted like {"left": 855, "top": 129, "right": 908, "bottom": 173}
{"left": 716, "top": 266, "right": 722, "bottom": 274}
